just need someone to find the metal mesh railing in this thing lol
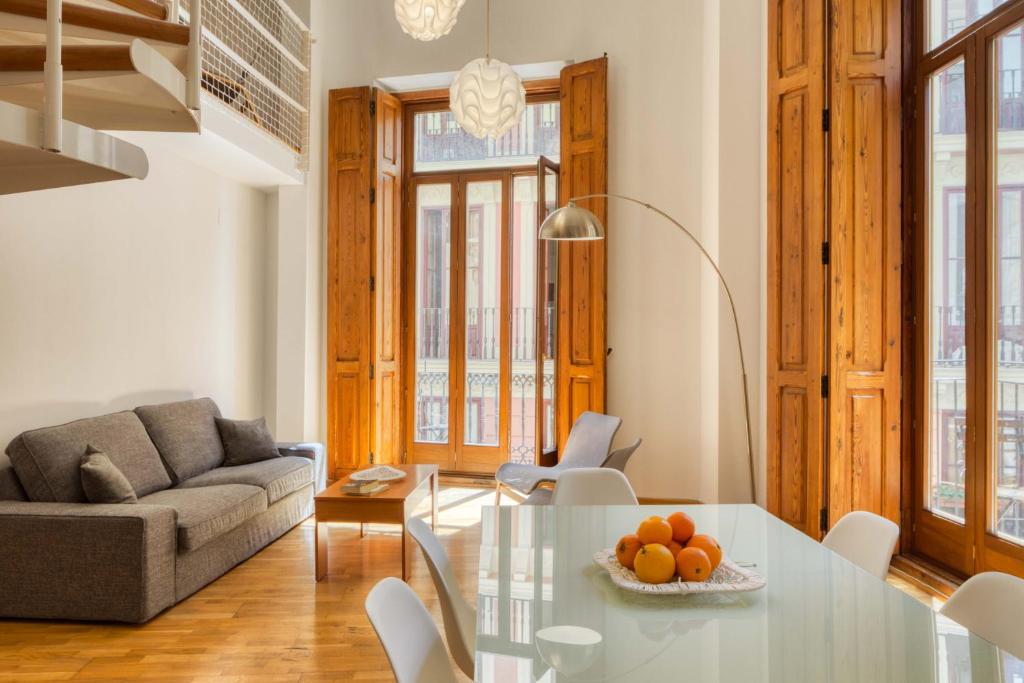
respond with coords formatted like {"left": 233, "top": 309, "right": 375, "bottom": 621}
{"left": 184, "top": 0, "right": 310, "bottom": 168}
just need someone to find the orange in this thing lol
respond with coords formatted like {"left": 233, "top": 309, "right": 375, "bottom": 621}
{"left": 667, "top": 511, "right": 696, "bottom": 544}
{"left": 615, "top": 533, "right": 643, "bottom": 570}
{"left": 634, "top": 543, "right": 676, "bottom": 584}
{"left": 636, "top": 516, "right": 673, "bottom": 546}
{"left": 676, "top": 547, "right": 712, "bottom": 582}
{"left": 686, "top": 534, "right": 723, "bottom": 571}
{"left": 666, "top": 540, "right": 684, "bottom": 560}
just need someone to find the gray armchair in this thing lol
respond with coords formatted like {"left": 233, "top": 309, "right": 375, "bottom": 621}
{"left": 495, "top": 411, "right": 622, "bottom": 504}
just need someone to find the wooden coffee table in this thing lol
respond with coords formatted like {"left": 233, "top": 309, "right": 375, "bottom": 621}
{"left": 314, "top": 464, "right": 438, "bottom": 581}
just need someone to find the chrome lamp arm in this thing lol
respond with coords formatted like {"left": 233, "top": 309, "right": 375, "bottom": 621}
{"left": 558, "top": 192, "right": 756, "bottom": 503}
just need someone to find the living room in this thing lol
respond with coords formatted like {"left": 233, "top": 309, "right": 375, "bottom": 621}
{"left": 1, "top": 0, "right": 1022, "bottom": 681}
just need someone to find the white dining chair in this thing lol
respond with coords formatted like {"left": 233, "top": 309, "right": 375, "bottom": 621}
{"left": 940, "top": 571, "right": 1024, "bottom": 658}
{"left": 551, "top": 468, "right": 638, "bottom": 505}
{"left": 364, "top": 577, "right": 459, "bottom": 683}
{"left": 407, "top": 517, "right": 476, "bottom": 678}
{"left": 821, "top": 510, "right": 900, "bottom": 580}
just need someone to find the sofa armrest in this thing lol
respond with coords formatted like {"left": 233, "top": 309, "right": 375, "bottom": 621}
{"left": 277, "top": 442, "right": 327, "bottom": 492}
{"left": 0, "top": 501, "right": 177, "bottom": 623}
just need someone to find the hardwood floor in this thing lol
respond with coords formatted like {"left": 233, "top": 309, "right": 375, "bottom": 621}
{"left": 0, "top": 486, "right": 942, "bottom": 682}
{"left": 0, "top": 485, "right": 495, "bottom": 682}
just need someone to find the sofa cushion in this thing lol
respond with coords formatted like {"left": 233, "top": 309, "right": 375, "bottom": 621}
{"left": 176, "top": 456, "right": 314, "bottom": 505}
{"left": 80, "top": 447, "right": 138, "bottom": 504}
{"left": 214, "top": 416, "right": 280, "bottom": 466}
{"left": 6, "top": 412, "right": 171, "bottom": 503}
{"left": 138, "top": 484, "right": 266, "bottom": 553}
{"left": 135, "top": 398, "right": 224, "bottom": 483}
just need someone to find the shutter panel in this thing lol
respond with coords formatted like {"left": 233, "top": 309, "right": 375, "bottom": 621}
{"left": 766, "top": 1, "right": 827, "bottom": 537}
{"left": 372, "top": 89, "right": 403, "bottom": 465}
{"left": 556, "top": 57, "right": 608, "bottom": 454}
{"left": 827, "top": 0, "right": 902, "bottom": 526}
{"left": 327, "top": 86, "right": 373, "bottom": 477}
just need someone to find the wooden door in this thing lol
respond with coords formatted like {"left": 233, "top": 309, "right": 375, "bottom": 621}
{"left": 373, "top": 89, "right": 403, "bottom": 466}
{"left": 537, "top": 156, "right": 560, "bottom": 465}
{"left": 766, "top": 0, "right": 828, "bottom": 537}
{"left": 827, "top": 0, "right": 903, "bottom": 528}
{"left": 556, "top": 57, "right": 608, "bottom": 454}
{"left": 327, "top": 87, "right": 373, "bottom": 477}
{"left": 767, "top": 0, "right": 902, "bottom": 537}
{"left": 328, "top": 86, "right": 405, "bottom": 478}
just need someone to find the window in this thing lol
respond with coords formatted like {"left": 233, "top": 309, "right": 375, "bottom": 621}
{"left": 930, "top": 0, "right": 1012, "bottom": 48}
{"left": 914, "top": 0, "right": 1024, "bottom": 577}
{"left": 406, "top": 99, "right": 560, "bottom": 474}
{"left": 412, "top": 102, "right": 561, "bottom": 172}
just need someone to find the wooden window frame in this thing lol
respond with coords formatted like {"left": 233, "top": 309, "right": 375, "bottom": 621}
{"left": 909, "top": 0, "right": 1024, "bottom": 578}
{"left": 399, "top": 85, "right": 561, "bottom": 474}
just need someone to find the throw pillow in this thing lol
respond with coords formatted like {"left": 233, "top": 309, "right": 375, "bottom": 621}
{"left": 80, "top": 446, "right": 138, "bottom": 504}
{"left": 215, "top": 417, "right": 280, "bottom": 466}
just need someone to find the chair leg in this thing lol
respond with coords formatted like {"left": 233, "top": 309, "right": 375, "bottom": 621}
{"left": 494, "top": 482, "right": 502, "bottom": 506}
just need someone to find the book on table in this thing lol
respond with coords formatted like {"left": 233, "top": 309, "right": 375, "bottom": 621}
{"left": 342, "top": 480, "right": 390, "bottom": 496}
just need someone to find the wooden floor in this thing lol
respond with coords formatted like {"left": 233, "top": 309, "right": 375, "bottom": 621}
{"left": 0, "top": 486, "right": 941, "bottom": 682}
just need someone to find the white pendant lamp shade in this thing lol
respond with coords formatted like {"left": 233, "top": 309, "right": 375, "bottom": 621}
{"left": 450, "top": 57, "right": 526, "bottom": 139}
{"left": 394, "top": 0, "right": 466, "bottom": 41}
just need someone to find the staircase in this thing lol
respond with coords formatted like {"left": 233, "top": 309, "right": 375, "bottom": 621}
{"left": 0, "top": 0, "right": 201, "bottom": 194}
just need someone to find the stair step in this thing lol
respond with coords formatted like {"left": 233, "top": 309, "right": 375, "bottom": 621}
{"left": 0, "top": 98, "right": 149, "bottom": 194}
{"left": 0, "top": 0, "right": 187, "bottom": 45}
{"left": 100, "top": 0, "right": 167, "bottom": 20}
{"left": 0, "top": 44, "right": 134, "bottom": 70}
{"left": 0, "top": 40, "right": 198, "bottom": 132}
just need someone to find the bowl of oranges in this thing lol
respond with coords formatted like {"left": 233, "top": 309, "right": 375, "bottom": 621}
{"left": 593, "top": 512, "right": 765, "bottom": 595}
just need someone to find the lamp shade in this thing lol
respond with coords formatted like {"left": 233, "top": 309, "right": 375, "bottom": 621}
{"left": 538, "top": 203, "right": 606, "bottom": 241}
{"left": 450, "top": 57, "right": 526, "bottom": 139}
{"left": 394, "top": 0, "right": 466, "bottom": 41}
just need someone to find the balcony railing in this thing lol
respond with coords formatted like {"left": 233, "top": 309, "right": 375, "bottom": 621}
{"left": 417, "top": 306, "right": 556, "bottom": 361}
{"left": 938, "top": 69, "right": 1024, "bottom": 134}
{"left": 935, "top": 305, "right": 1024, "bottom": 363}
{"left": 415, "top": 109, "right": 560, "bottom": 169}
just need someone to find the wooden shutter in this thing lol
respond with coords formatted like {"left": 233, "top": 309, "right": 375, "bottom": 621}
{"left": 327, "top": 87, "right": 373, "bottom": 477}
{"left": 766, "top": 1, "right": 827, "bottom": 537}
{"left": 827, "top": 0, "right": 902, "bottom": 526}
{"left": 556, "top": 57, "right": 608, "bottom": 453}
{"left": 372, "top": 89, "right": 403, "bottom": 466}
{"left": 327, "top": 86, "right": 405, "bottom": 476}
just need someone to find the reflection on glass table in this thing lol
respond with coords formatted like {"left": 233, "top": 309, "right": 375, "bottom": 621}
{"left": 473, "top": 504, "right": 1020, "bottom": 682}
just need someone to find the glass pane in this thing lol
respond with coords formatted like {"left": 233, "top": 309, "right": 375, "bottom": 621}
{"left": 510, "top": 176, "right": 538, "bottom": 465}
{"left": 541, "top": 169, "right": 557, "bottom": 454}
{"left": 994, "top": 24, "right": 1024, "bottom": 543}
{"left": 929, "top": 0, "right": 1010, "bottom": 49}
{"left": 465, "top": 181, "right": 502, "bottom": 446}
{"left": 414, "top": 102, "right": 561, "bottom": 172}
{"left": 927, "top": 60, "right": 968, "bottom": 523}
{"left": 414, "top": 184, "right": 452, "bottom": 444}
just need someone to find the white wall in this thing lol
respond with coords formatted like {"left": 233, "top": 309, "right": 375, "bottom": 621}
{"left": 311, "top": 0, "right": 764, "bottom": 502}
{"left": 0, "top": 145, "right": 271, "bottom": 448}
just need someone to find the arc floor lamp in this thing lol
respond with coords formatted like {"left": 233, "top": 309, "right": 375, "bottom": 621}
{"left": 539, "top": 194, "right": 757, "bottom": 503}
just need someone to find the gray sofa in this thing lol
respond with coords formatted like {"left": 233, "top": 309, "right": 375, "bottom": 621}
{"left": 0, "top": 398, "right": 325, "bottom": 623}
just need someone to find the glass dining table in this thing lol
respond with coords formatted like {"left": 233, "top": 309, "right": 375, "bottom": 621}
{"left": 472, "top": 504, "right": 1024, "bottom": 682}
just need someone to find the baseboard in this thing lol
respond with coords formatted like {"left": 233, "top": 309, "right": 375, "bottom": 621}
{"left": 890, "top": 553, "right": 962, "bottom": 599}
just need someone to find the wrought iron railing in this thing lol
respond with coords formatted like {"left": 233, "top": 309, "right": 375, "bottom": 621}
{"left": 415, "top": 108, "right": 560, "bottom": 167}
{"left": 934, "top": 305, "right": 1024, "bottom": 363}
{"left": 937, "top": 68, "right": 1024, "bottom": 134}
{"left": 417, "top": 305, "right": 556, "bottom": 361}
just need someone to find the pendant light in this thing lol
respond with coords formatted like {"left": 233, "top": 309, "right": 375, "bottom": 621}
{"left": 449, "top": 0, "right": 525, "bottom": 139}
{"left": 394, "top": 0, "right": 466, "bottom": 41}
